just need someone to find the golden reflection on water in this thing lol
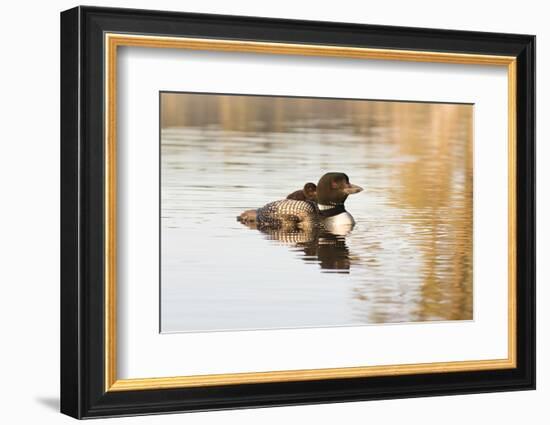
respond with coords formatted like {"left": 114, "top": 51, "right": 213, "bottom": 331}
{"left": 161, "top": 93, "right": 473, "bottom": 332}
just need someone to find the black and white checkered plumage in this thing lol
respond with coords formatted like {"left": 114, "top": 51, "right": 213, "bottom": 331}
{"left": 256, "top": 199, "right": 319, "bottom": 230}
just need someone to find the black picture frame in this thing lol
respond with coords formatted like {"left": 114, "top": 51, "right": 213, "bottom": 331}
{"left": 61, "top": 5, "right": 535, "bottom": 419}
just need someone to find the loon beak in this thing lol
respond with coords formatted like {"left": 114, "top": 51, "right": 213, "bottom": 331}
{"left": 343, "top": 183, "right": 363, "bottom": 195}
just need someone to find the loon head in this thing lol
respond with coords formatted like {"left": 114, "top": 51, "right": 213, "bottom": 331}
{"left": 316, "top": 172, "right": 363, "bottom": 206}
{"left": 303, "top": 182, "right": 317, "bottom": 201}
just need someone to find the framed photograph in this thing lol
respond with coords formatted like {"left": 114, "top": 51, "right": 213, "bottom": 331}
{"left": 60, "top": 6, "right": 535, "bottom": 419}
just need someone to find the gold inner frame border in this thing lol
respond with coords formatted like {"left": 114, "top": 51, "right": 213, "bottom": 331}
{"left": 104, "top": 33, "right": 517, "bottom": 392}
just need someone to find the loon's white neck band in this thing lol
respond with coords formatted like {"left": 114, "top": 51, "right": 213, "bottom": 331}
{"left": 318, "top": 203, "right": 343, "bottom": 211}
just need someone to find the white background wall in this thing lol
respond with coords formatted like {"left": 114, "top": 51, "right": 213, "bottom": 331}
{"left": 0, "top": 0, "right": 545, "bottom": 423}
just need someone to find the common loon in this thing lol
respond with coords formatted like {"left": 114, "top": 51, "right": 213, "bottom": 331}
{"left": 238, "top": 172, "right": 362, "bottom": 233}
{"left": 287, "top": 182, "right": 317, "bottom": 202}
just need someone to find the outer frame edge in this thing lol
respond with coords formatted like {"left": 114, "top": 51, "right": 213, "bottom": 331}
{"left": 60, "top": 5, "right": 83, "bottom": 420}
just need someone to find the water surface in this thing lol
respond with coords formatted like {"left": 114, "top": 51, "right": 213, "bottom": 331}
{"left": 161, "top": 94, "right": 473, "bottom": 333}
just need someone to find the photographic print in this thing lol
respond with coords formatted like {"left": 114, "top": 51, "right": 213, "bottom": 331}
{"left": 160, "top": 92, "right": 473, "bottom": 333}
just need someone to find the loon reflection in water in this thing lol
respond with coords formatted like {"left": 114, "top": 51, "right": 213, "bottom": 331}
{"left": 238, "top": 172, "right": 362, "bottom": 272}
{"left": 250, "top": 225, "right": 353, "bottom": 272}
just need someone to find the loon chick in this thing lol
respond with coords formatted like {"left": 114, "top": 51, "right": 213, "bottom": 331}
{"left": 287, "top": 182, "right": 317, "bottom": 202}
{"left": 238, "top": 172, "right": 362, "bottom": 232}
